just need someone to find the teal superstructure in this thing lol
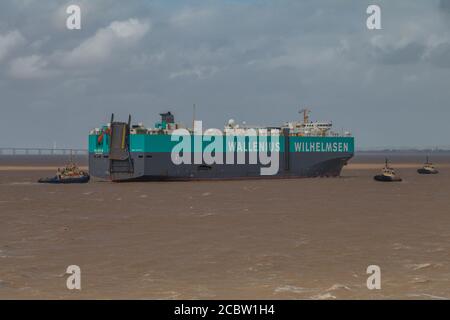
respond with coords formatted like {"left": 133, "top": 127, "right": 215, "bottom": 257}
{"left": 90, "top": 134, "right": 353, "bottom": 154}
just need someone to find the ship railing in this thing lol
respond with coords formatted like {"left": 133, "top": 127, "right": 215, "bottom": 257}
{"left": 296, "top": 132, "right": 351, "bottom": 137}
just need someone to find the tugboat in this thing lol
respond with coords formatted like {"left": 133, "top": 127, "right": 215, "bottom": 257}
{"left": 417, "top": 156, "right": 438, "bottom": 174}
{"left": 38, "top": 162, "right": 90, "bottom": 184}
{"left": 374, "top": 158, "right": 402, "bottom": 182}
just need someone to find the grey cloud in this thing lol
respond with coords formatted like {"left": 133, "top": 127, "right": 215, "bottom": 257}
{"left": 8, "top": 55, "right": 55, "bottom": 79}
{"left": 372, "top": 42, "right": 427, "bottom": 65}
{"left": 427, "top": 42, "right": 450, "bottom": 68}
{"left": 1, "top": 0, "right": 450, "bottom": 149}
{"left": 440, "top": 0, "right": 450, "bottom": 13}
{"left": 0, "top": 30, "right": 26, "bottom": 62}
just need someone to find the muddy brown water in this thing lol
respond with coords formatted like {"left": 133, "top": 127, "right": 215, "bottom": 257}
{"left": 0, "top": 153, "right": 449, "bottom": 299}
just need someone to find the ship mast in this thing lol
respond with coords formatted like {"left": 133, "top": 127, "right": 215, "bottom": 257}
{"left": 299, "top": 108, "right": 311, "bottom": 124}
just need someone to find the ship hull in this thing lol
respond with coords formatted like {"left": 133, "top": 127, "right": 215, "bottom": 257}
{"left": 89, "top": 151, "right": 353, "bottom": 182}
{"left": 89, "top": 133, "right": 354, "bottom": 182}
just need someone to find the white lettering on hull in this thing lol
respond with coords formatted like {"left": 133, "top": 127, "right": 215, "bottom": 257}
{"left": 294, "top": 142, "right": 350, "bottom": 152}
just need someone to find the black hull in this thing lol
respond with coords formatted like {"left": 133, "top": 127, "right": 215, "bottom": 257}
{"left": 38, "top": 176, "right": 90, "bottom": 184}
{"left": 373, "top": 175, "right": 402, "bottom": 182}
{"left": 417, "top": 169, "right": 438, "bottom": 174}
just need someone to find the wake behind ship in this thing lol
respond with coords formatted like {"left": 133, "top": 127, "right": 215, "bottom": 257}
{"left": 89, "top": 110, "right": 354, "bottom": 181}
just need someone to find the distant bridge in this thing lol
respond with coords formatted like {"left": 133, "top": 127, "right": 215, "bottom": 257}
{"left": 0, "top": 148, "right": 88, "bottom": 156}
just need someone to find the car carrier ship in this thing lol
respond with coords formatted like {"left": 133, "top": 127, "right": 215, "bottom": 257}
{"left": 88, "top": 109, "right": 354, "bottom": 181}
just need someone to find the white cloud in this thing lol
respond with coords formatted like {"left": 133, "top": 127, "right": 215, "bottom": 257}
{"left": 8, "top": 55, "right": 57, "bottom": 79}
{"left": 62, "top": 18, "right": 151, "bottom": 67}
{"left": 0, "top": 30, "right": 26, "bottom": 62}
{"left": 5, "top": 19, "right": 151, "bottom": 79}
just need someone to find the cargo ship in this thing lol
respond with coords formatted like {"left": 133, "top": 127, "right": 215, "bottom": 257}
{"left": 89, "top": 109, "right": 354, "bottom": 181}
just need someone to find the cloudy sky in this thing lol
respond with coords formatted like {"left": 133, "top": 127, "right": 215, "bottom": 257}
{"left": 0, "top": 0, "right": 450, "bottom": 149}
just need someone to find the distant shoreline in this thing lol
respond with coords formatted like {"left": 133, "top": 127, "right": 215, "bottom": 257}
{"left": 0, "top": 166, "right": 89, "bottom": 171}
{"left": 356, "top": 150, "right": 450, "bottom": 153}
{"left": 2, "top": 163, "right": 450, "bottom": 172}
{"left": 1, "top": 151, "right": 450, "bottom": 171}
{"left": 345, "top": 163, "right": 450, "bottom": 170}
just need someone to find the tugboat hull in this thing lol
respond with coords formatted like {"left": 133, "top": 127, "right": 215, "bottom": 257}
{"left": 373, "top": 175, "right": 402, "bottom": 182}
{"left": 38, "top": 176, "right": 90, "bottom": 184}
{"left": 417, "top": 169, "right": 438, "bottom": 174}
